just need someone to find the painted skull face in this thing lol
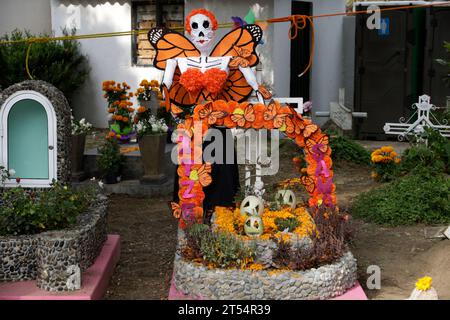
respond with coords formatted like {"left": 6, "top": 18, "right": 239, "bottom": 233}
{"left": 188, "top": 13, "right": 215, "bottom": 51}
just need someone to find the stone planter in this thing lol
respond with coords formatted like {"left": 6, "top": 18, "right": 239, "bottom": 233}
{"left": 138, "top": 133, "right": 167, "bottom": 184}
{"left": 173, "top": 252, "right": 357, "bottom": 300}
{"left": 0, "top": 195, "right": 108, "bottom": 291}
{"left": 70, "top": 133, "right": 86, "bottom": 181}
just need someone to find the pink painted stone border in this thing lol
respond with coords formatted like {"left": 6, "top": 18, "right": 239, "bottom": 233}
{"left": 168, "top": 278, "right": 368, "bottom": 300}
{"left": 0, "top": 235, "right": 120, "bottom": 300}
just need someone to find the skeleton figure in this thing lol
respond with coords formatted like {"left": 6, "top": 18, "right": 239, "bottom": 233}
{"left": 161, "top": 10, "right": 266, "bottom": 105}
{"left": 148, "top": 9, "right": 271, "bottom": 220}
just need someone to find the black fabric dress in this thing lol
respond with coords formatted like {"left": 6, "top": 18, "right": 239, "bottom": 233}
{"left": 173, "top": 127, "right": 240, "bottom": 211}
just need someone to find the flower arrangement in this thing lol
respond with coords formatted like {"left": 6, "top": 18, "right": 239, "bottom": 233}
{"left": 135, "top": 114, "right": 168, "bottom": 138}
{"left": 214, "top": 206, "right": 315, "bottom": 241}
{"left": 135, "top": 79, "right": 162, "bottom": 102}
{"left": 71, "top": 115, "right": 92, "bottom": 135}
{"left": 370, "top": 146, "right": 401, "bottom": 182}
{"left": 102, "top": 80, "right": 135, "bottom": 143}
{"left": 415, "top": 276, "right": 433, "bottom": 291}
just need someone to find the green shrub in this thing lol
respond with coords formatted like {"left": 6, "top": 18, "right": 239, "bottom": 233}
{"left": 326, "top": 131, "right": 371, "bottom": 165}
{"left": 182, "top": 224, "right": 255, "bottom": 269}
{"left": 199, "top": 230, "right": 255, "bottom": 268}
{"left": 274, "top": 217, "right": 300, "bottom": 232}
{"left": 400, "top": 128, "right": 450, "bottom": 174}
{"left": 97, "top": 138, "right": 125, "bottom": 176}
{"left": 0, "top": 29, "right": 90, "bottom": 102}
{"left": 352, "top": 172, "right": 450, "bottom": 226}
{"left": 0, "top": 182, "right": 97, "bottom": 236}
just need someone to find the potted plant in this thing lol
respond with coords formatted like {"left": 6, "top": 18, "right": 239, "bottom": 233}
{"left": 97, "top": 137, "right": 125, "bottom": 184}
{"left": 102, "top": 80, "right": 135, "bottom": 144}
{"left": 135, "top": 79, "right": 162, "bottom": 116}
{"left": 134, "top": 109, "right": 169, "bottom": 184}
{"left": 70, "top": 116, "right": 92, "bottom": 181}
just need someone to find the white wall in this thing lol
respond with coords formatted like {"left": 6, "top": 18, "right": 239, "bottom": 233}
{"left": 51, "top": 0, "right": 163, "bottom": 127}
{"left": 274, "top": 0, "right": 348, "bottom": 124}
{"left": 0, "top": 0, "right": 52, "bottom": 35}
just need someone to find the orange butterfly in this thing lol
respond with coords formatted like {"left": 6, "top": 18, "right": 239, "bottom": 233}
{"left": 263, "top": 101, "right": 289, "bottom": 129}
{"left": 300, "top": 175, "right": 316, "bottom": 194}
{"left": 285, "top": 116, "right": 302, "bottom": 135}
{"left": 231, "top": 104, "right": 255, "bottom": 128}
{"left": 170, "top": 202, "right": 182, "bottom": 219}
{"left": 229, "top": 46, "right": 252, "bottom": 68}
{"left": 305, "top": 135, "right": 329, "bottom": 154}
{"left": 189, "top": 164, "right": 212, "bottom": 187}
{"left": 170, "top": 104, "right": 184, "bottom": 115}
{"left": 198, "top": 102, "right": 228, "bottom": 125}
{"left": 303, "top": 124, "right": 319, "bottom": 138}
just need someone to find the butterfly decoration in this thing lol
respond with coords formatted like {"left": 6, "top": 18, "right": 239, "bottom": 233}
{"left": 300, "top": 175, "right": 316, "bottom": 194}
{"left": 189, "top": 164, "right": 212, "bottom": 187}
{"left": 263, "top": 101, "right": 289, "bottom": 129}
{"left": 231, "top": 103, "right": 256, "bottom": 128}
{"left": 285, "top": 115, "right": 303, "bottom": 135}
{"left": 229, "top": 46, "right": 253, "bottom": 68}
{"left": 198, "top": 102, "right": 228, "bottom": 125}
{"left": 305, "top": 135, "right": 329, "bottom": 154}
{"left": 302, "top": 124, "right": 319, "bottom": 138}
{"left": 169, "top": 202, "right": 182, "bottom": 219}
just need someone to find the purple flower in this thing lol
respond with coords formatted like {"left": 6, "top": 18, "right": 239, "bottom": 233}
{"left": 303, "top": 101, "right": 312, "bottom": 113}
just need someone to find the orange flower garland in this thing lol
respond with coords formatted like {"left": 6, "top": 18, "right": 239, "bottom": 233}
{"left": 174, "top": 99, "right": 336, "bottom": 228}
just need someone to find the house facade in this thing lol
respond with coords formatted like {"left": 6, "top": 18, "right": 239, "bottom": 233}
{"left": 0, "top": 0, "right": 350, "bottom": 128}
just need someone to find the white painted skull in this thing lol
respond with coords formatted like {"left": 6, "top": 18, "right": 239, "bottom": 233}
{"left": 188, "top": 13, "right": 215, "bottom": 51}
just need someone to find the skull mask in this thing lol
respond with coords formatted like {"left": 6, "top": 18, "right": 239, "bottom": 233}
{"left": 188, "top": 13, "right": 216, "bottom": 52}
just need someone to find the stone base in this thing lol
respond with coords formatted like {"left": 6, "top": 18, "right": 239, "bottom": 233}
{"left": 71, "top": 171, "right": 87, "bottom": 182}
{"left": 168, "top": 278, "right": 368, "bottom": 300}
{"left": 0, "top": 235, "right": 120, "bottom": 300}
{"left": 172, "top": 252, "right": 358, "bottom": 300}
{"left": 140, "top": 174, "right": 168, "bottom": 185}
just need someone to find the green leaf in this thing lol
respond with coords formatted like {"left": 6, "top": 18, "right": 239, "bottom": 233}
{"left": 244, "top": 9, "right": 256, "bottom": 24}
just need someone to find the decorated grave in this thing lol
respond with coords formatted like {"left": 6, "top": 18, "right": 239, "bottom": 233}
{"left": 145, "top": 8, "right": 360, "bottom": 300}
{"left": 0, "top": 80, "right": 119, "bottom": 298}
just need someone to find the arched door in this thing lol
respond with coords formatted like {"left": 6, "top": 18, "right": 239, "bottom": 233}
{"left": 0, "top": 91, "right": 57, "bottom": 187}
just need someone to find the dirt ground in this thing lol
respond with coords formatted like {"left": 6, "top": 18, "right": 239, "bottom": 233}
{"left": 103, "top": 140, "right": 450, "bottom": 300}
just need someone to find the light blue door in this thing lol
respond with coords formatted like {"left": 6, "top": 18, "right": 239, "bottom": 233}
{"left": 8, "top": 99, "right": 49, "bottom": 179}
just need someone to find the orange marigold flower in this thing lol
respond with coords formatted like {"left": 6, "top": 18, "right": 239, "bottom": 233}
{"left": 138, "top": 106, "right": 147, "bottom": 113}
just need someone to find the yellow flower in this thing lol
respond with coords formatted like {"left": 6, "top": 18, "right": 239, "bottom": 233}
{"left": 415, "top": 276, "right": 432, "bottom": 291}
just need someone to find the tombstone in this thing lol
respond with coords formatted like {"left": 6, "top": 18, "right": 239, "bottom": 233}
{"left": 0, "top": 80, "right": 72, "bottom": 188}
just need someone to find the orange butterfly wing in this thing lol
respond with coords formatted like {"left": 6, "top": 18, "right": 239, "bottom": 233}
{"left": 148, "top": 28, "right": 200, "bottom": 70}
{"left": 199, "top": 103, "right": 227, "bottom": 125}
{"left": 211, "top": 25, "right": 263, "bottom": 104}
{"left": 210, "top": 25, "right": 262, "bottom": 67}
{"left": 197, "top": 164, "right": 212, "bottom": 187}
{"left": 300, "top": 176, "right": 316, "bottom": 194}
{"left": 305, "top": 136, "right": 329, "bottom": 154}
{"left": 303, "top": 124, "right": 319, "bottom": 138}
{"left": 170, "top": 202, "right": 182, "bottom": 219}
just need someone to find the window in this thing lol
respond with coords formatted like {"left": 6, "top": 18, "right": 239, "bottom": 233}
{"left": 132, "top": 0, "right": 185, "bottom": 66}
